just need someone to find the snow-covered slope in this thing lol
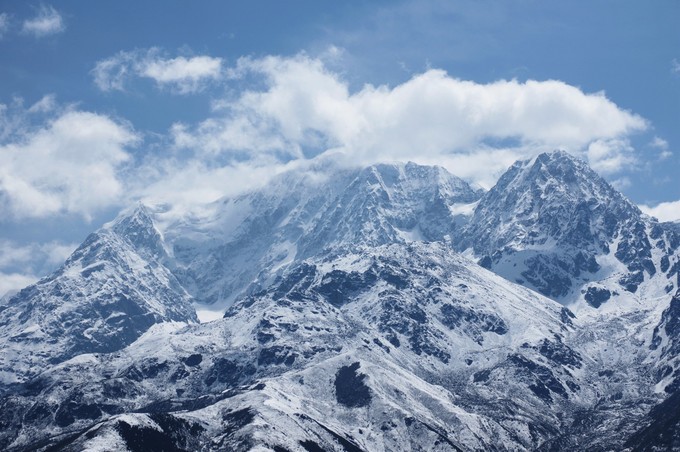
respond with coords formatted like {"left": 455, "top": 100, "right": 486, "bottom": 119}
{"left": 457, "top": 150, "right": 679, "bottom": 314}
{"left": 1, "top": 151, "right": 680, "bottom": 451}
{"left": 0, "top": 206, "right": 197, "bottom": 384}
{"left": 156, "top": 160, "right": 482, "bottom": 316}
{"left": 1, "top": 243, "right": 593, "bottom": 451}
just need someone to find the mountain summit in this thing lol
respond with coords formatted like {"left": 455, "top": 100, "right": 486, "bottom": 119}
{"left": 155, "top": 160, "right": 483, "bottom": 312}
{"left": 458, "top": 151, "right": 677, "bottom": 306}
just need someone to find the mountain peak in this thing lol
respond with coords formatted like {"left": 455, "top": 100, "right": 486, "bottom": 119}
{"left": 457, "top": 149, "right": 664, "bottom": 300}
{"left": 2, "top": 151, "right": 680, "bottom": 451}
{"left": 487, "top": 149, "right": 635, "bottom": 216}
{"left": 515, "top": 149, "right": 592, "bottom": 184}
{"left": 535, "top": 149, "right": 581, "bottom": 163}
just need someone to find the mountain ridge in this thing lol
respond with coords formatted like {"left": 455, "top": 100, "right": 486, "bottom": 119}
{"left": 1, "top": 150, "right": 679, "bottom": 451}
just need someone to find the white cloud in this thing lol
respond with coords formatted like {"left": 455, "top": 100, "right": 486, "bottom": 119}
{"left": 92, "top": 49, "right": 223, "bottom": 94}
{"left": 0, "top": 239, "right": 77, "bottom": 298}
{"left": 611, "top": 177, "right": 631, "bottom": 191}
{"left": 0, "top": 272, "right": 37, "bottom": 299}
{"left": 141, "top": 56, "right": 222, "bottom": 93}
{"left": 27, "top": 94, "right": 57, "bottom": 114}
{"left": 92, "top": 52, "right": 135, "bottom": 92}
{"left": 659, "top": 150, "right": 673, "bottom": 160}
{"left": 13, "top": 52, "right": 653, "bottom": 223}
{"left": 0, "top": 109, "right": 138, "bottom": 219}
{"left": 134, "top": 157, "right": 289, "bottom": 209}
{"left": 585, "top": 138, "right": 636, "bottom": 175}
{"left": 172, "top": 53, "right": 647, "bottom": 182}
{"left": 22, "top": 5, "right": 64, "bottom": 37}
{"left": 0, "top": 13, "right": 9, "bottom": 38}
{"left": 639, "top": 200, "right": 680, "bottom": 222}
{"left": 0, "top": 239, "right": 76, "bottom": 272}
{"left": 649, "top": 136, "right": 673, "bottom": 160}
{"left": 672, "top": 59, "right": 680, "bottom": 74}
{"left": 650, "top": 136, "right": 669, "bottom": 149}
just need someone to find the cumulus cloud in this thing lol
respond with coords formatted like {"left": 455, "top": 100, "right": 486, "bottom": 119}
{"left": 22, "top": 5, "right": 64, "bottom": 37}
{"left": 13, "top": 53, "right": 653, "bottom": 218}
{"left": 171, "top": 53, "right": 647, "bottom": 183}
{"left": 92, "top": 48, "right": 223, "bottom": 94}
{"left": 639, "top": 200, "right": 680, "bottom": 222}
{"left": 586, "top": 138, "right": 636, "bottom": 175}
{"left": 0, "top": 107, "right": 138, "bottom": 219}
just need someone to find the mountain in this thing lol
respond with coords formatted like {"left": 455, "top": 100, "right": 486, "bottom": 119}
{"left": 457, "top": 150, "right": 679, "bottom": 310}
{"left": 1, "top": 151, "right": 679, "bottom": 451}
{"left": 0, "top": 243, "right": 585, "bottom": 451}
{"left": 156, "top": 160, "right": 482, "bottom": 315}
{"left": 0, "top": 206, "right": 197, "bottom": 385}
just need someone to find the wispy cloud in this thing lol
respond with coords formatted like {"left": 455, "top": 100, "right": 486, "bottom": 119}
{"left": 0, "top": 13, "right": 10, "bottom": 38}
{"left": 27, "top": 94, "right": 57, "bottom": 114}
{"left": 649, "top": 136, "right": 672, "bottom": 160}
{"left": 92, "top": 48, "right": 224, "bottom": 94}
{"left": 672, "top": 58, "right": 680, "bottom": 74}
{"left": 0, "top": 239, "right": 77, "bottom": 297}
{"left": 141, "top": 55, "right": 222, "bottom": 89}
{"left": 0, "top": 239, "right": 76, "bottom": 272}
{"left": 21, "top": 5, "right": 65, "bottom": 38}
{"left": 0, "top": 273, "right": 37, "bottom": 299}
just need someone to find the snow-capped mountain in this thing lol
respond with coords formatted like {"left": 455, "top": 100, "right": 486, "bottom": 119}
{"left": 0, "top": 243, "right": 586, "bottom": 451}
{"left": 156, "top": 160, "right": 482, "bottom": 316}
{"left": 0, "top": 206, "right": 197, "bottom": 385}
{"left": 0, "top": 151, "right": 679, "bottom": 451}
{"left": 457, "top": 150, "right": 679, "bottom": 311}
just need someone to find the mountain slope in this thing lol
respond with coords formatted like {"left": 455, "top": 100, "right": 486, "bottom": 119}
{"left": 457, "top": 150, "right": 679, "bottom": 312}
{"left": 1, "top": 151, "right": 680, "bottom": 450}
{"left": 1, "top": 243, "right": 590, "bottom": 451}
{"left": 0, "top": 206, "right": 198, "bottom": 385}
{"left": 156, "top": 160, "right": 482, "bottom": 314}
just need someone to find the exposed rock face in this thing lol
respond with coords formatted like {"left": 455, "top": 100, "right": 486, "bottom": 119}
{"left": 457, "top": 150, "right": 678, "bottom": 304}
{"left": 0, "top": 205, "right": 197, "bottom": 384}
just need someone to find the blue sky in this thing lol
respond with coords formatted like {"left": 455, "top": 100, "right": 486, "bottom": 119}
{"left": 0, "top": 0, "right": 679, "bottom": 295}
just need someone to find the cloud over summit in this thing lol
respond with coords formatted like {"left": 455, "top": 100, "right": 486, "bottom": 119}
{"left": 4, "top": 52, "right": 650, "bottom": 221}
{"left": 172, "top": 53, "right": 647, "bottom": 185}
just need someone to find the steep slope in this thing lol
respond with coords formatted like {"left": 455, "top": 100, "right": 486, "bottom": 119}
{"left": 0, "top": 206, "right": 198, "bottom": 385}
{"left": 457, "top": 150, "right": 679, "bottom": 312}
{"left": 617, "top": 288, "right": 680, "bottom": 450}
{"left": 156, "top": 159, "right": 482, "bottom": 314}
{"left": 1, "top": 243, "right": 590, "bottom": 451}
{"left": 456, "top": 150, "right": 680, "bottom": 449}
